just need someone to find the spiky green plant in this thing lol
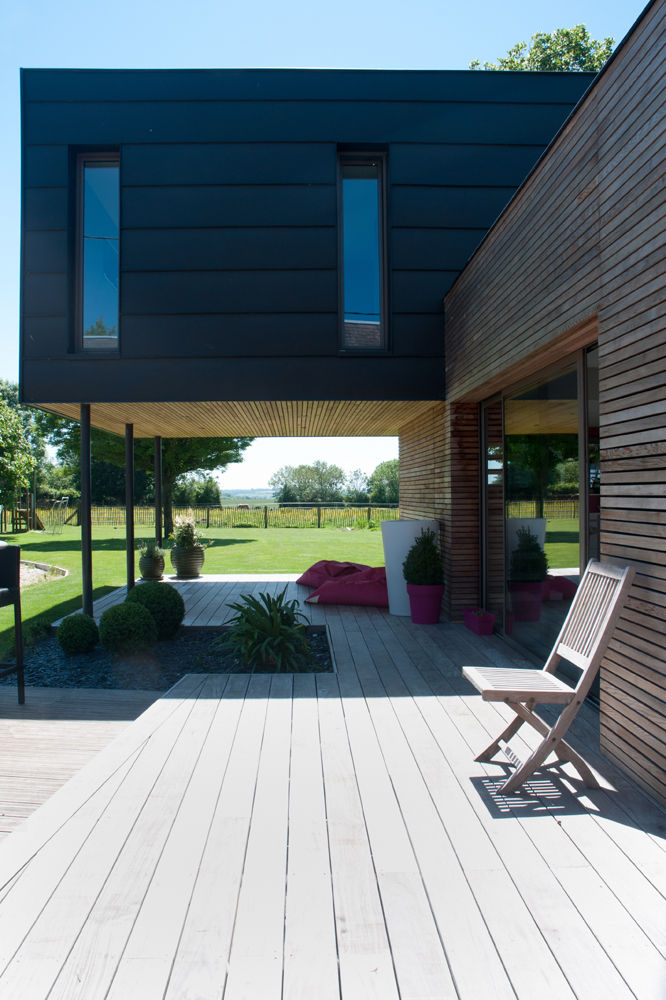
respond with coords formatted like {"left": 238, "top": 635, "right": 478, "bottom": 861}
{"left": 215, "top": 587, "right": 310, "bottom": 672}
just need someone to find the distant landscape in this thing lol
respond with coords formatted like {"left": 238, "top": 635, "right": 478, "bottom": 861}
{"left": 220, "top": 488, "right": 274, "bottom": 504}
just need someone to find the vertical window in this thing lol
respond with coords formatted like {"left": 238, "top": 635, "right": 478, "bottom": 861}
{"left": 78, "top": 155, "right": 119, "bottom": 350}
{"left": 339, "top": 154, "right": 386, "bottom": 350}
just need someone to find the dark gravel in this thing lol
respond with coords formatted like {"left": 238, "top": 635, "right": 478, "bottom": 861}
{"left": 1, "top": 627, "right": 334, "bottom": 691}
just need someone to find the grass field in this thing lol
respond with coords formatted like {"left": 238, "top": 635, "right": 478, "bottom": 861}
{"left": 0, "top": 525, "right": 387, "bottom": 659}
{"left": 544, "top": 518, "right": 580, "bottom": 570}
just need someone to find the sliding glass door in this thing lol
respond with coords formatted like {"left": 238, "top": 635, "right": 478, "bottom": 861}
{"left": 481, "top": 347, "right": 600, "bottom": 684}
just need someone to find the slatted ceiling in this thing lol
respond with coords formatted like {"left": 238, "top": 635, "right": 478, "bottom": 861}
{"left": 37, "top": 399, "right": 439, "bottom": 438}
{"left": 504, "top": 399, "right": 578, "bottom": 435}
{"left": 446, "top": 0, "right": 666, "bottom": 804}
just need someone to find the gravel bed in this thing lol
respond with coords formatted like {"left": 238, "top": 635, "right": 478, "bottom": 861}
{"left": 1, "top": 627, "right": 333, "bottom": 691}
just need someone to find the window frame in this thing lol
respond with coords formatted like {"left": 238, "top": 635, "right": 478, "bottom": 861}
{"left": 75, "top": 151, "right": 120, "bottom": 354}
{"left": 337, "top": 151, "right": 388, "bottom": 353}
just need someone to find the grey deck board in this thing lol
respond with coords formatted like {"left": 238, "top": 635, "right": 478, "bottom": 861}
{"left": 1, "top": 576, "right": 664, "bottom": 998}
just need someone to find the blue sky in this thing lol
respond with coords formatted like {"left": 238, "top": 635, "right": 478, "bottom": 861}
{"left": 0, "top": 0, "right": 644, "bottom": 485}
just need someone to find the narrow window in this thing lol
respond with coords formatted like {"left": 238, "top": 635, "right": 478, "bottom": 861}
{"left": 78, "top": 155, "right": 119, "bottom": 351}
{"left": 339, "top": 155, "right": 386, "bottom": 350}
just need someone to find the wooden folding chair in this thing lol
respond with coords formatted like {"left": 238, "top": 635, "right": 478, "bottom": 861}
{"left": 463, "top": 560, "right": 635, "bottom": 794}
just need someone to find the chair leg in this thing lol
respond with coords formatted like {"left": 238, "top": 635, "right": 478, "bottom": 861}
{"left": 500, "top": 738, "right": 554, "bottom": 794}
{"left": 475, "top": 714, "right": 524, "bottom": 763}
{"left": 14, "top": 600, "right": 24, "bottom": 706}
{"left": 553, "top": 739, "right": 600, "bottom": 788}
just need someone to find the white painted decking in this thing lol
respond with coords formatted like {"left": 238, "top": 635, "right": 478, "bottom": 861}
{"left": 2, "top": 578, "right": 665, "bottom": 998}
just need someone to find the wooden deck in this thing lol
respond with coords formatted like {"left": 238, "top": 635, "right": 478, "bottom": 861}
{"left": 3, "top": 578, "right": 666, "bottom": 998}
{"left": 0, "top": 687, "right": 159, "bottom": 839}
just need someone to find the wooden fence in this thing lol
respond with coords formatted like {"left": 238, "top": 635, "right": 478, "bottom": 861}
{"left": 38, "top": 504, "right": 400, "bottom": 530}
{"left": 505, "top": 498, "right": 579, "bottom": 520}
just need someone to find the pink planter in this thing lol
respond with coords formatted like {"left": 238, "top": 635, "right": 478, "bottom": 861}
{"left": 406, "top": 583, "right": 445, "bottom": 624}
{"left": 463, "top": 609, "right": 496, "bottom": 635}
{"left": 509, "top": 581, "right": 543, "bottom": 622}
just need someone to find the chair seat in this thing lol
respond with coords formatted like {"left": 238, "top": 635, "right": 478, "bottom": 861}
{"left": 462, "top": 666, "right": 575, "bottom": 704}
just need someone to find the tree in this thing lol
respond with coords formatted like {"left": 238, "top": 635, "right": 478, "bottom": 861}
{"left": 470, "top": 25, "right": 613, "bottom": 72}
{"left": 0, "top": 380, "right": 46, "bottom": 466}
{"left": 172, "top": 474, "right": 221, "bottom": 506}
{"left": 269, "top": 461, "right": 347, "bottom": 503}
{"left": 36, "top": 413, "right": 251, "bottom": 536}
{"left": 345, "top": 469, "right": 370, "bottom": 504}
{"left": 0, "top": 399, "right": 37, "bottom": 506}
{"left": 36, "top": 461, "right": 80, "bottom": 503}
{"left": 367, "top": 459, "right": 399, "bottom": 504}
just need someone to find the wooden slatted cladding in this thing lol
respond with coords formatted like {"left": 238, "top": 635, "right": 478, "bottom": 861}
{"left": 445, "top": 1, "right": 666, "bottom": 803}
{"left": 20, "top": 67, "right": 593, "bottom": 408}
{"left": 39, "top": 399, "right": 441, "bottom": 439}
{"left": 398, "top": 402, "right": 479, "bottom": 620}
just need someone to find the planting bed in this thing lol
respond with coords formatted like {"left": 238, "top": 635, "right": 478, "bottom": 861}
{"left": 0, "top": 625, "right": 334, "bottom": 691}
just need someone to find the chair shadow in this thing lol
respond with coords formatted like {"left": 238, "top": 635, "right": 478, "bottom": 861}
{"left": 470, "top": 768, "right": 600, "bottom": 818}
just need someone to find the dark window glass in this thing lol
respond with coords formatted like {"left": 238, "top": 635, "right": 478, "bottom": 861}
{"left": 81, "top": 158, "right": 119, "bottom": 350}
{"left": 504, "top": 365, "right": 580, "bottom": 663}
{"left": 340, "top": 158, "right": 385, "bottom": 349}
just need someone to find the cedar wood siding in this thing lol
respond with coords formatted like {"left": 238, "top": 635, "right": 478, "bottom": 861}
{"left": 445, "top": 0, "right": 666, "bottom": 804}
{"left": 399, "top": 402, "right": 480, "bottom": 620}
{"left": 20, "top": 68, "right": 592, "bottom": 407}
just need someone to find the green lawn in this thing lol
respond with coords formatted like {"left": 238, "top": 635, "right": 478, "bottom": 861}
{"left": 0, "top": 525, "right": 387, "bottom": 659}
{"left": 544, "top": 518, "right": 580, "bottom": 570}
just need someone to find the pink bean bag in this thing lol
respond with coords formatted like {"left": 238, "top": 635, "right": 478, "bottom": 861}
{"left": 305, "top": 566, "right": 388, "bottom": 608}
{"left": 297, "top": 560, "right": 372, "bottom": 588}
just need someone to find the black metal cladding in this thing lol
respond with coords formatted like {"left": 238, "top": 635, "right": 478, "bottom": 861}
{"left": 20, "top": 68, "right": 594, "bottom": 404}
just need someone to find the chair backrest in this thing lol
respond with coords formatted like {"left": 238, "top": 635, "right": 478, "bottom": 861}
{"left": 0, "top": 543, "right": 21, "bottom": 591}
{"left": 545, "top": 560, "right": 635, "bottom": 699}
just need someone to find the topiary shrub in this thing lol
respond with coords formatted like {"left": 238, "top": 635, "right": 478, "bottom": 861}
{"left": 402, "top": 529, "right": 443, "bottom": 586}
{"left": 510, "top": 526, "right": 549, "bottom": 582}
{"left": 126, "top": 581, "right": 185, "bottom": 640}
{"left": 99, "top": 602, "right": 157, "bottom": 655}
{"left": 57, "top": 613, "right": 99, "bottom": 655}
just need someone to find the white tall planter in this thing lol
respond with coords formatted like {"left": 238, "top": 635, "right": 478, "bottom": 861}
{"left": 381, "top": 519, "right": 439, "bottom": 616}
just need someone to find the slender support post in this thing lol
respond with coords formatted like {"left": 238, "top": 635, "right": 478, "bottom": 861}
{"left": 80, "top": 404, "right": 93, "bottom": 617}
{"left": 125, "top": 424, "right": 135, "bottom": 593}
{"left": 154, "top": 436, "right": 163, "bottom": 546}
{"left": 14, "top": 592, "right": 24, "bottom": 705}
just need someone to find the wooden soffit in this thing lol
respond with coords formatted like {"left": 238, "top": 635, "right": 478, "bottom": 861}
{"left": 38, "top": 399, "right": 442, "bottom": 438}
{"left": 505, "top": 398, "right": 578, "bottom": 435}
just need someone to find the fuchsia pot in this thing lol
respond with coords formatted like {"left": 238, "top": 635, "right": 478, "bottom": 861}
{"left": 463, "top": 609, "right": 496, "bottom": 635}
{"left": 406, "top": 583, "right": 445, "bottom": 624}
{"left": 509, "top": 581, "right": 543, "bottom": 622}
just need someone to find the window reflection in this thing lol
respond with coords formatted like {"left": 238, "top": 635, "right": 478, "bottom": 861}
{"left": 81, "top": 159, "right": 119, "bottom": 349}
{"left": 340, "top": 158, "right": 384, "bottom": 349}
{"left": 504, "top": 366, "right": 580, "bottom": 661}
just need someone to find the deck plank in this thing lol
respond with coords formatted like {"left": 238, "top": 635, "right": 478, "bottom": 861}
{"left": 224, "top": 674, "right": 293, "bottom": 999}
{"left": 164, "top": 674, "right": 272, "bottom": 1000}
{"left": 283, "top": 674, "right": 340, "bottom": 1000}
{"left": 316, "top": 671, "right": 400, "bottom": 1000}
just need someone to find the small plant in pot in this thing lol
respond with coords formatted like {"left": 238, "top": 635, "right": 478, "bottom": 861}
{"left": 509, "top": 526, "right": 549, "bottom": 622}
{"left": 463, "top": 608, "right": 496, "bottom": 636}
{"left": 169, "top": 513, "right": 207, "bottom": 579}
{"left": 402, "top": 528, "right": 445, "bottom": 624}
{"left": 137, "top": 538, "right": 166, "bottom": 581}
